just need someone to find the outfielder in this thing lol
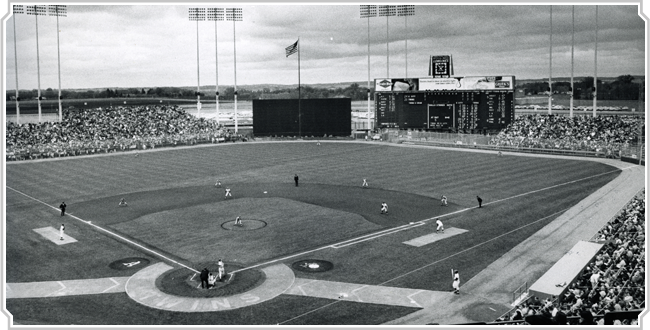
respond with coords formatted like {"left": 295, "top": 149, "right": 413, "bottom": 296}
{"left": 362, "top": 179, "right": 369, "bottom": 188}
{"left": 224, "top": 188, "right": 232, "bottom": 199}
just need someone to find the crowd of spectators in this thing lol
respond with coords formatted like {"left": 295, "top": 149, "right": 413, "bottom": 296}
{"left": 496, "top": 191, "right": 645, "bottom": 325}
{"left": 6, "top": 105, "right": 238, "bottom": 161}
{"left": 489, "top": 114, "right": 642, "bottom": 156}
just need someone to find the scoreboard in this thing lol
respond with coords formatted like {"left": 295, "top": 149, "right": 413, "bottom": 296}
{"left": 375, "top": 76, "right": 515, "bottom": 131}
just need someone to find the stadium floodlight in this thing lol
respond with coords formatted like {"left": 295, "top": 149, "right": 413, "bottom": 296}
{"left": 226, "top": 8, "right": 243, "bottom": 133}
{"left": 189, "top": 8, "right": 206, "bottom": 115}
{"left": 207, "top": 8, "right": 225, "bottom": 124}
{"left": 378, "top": 5, "right": 396, "bottom": 78}
{"left": 548, "top": 5, "right": 553, "bottom": 115}
{"left": 360, "top": 5, "right": 377, "bottom": 132}
{"left": 12, "top": 5, "right": 23, "bottom": 124}
{"left": 48, "top": 5, "right": 67, "bottom": 123}
{"left": 397, "top": 5, "right": 415, "bottom": 78}
{"left": 593, "top": 6, "right": 598, "bottom": 118}
{"left": 26, "top": 5, "right": 47, "bottom": 123}
{"left": 570, "top": 5, "right": 574, "bottom": 118}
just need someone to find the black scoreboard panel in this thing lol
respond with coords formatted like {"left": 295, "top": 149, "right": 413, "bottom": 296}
{"left": 375, "top": 90, "right": 514, "bottom": 131}
{"left": 253, "top": 98, "right": 351, "bottom": 136}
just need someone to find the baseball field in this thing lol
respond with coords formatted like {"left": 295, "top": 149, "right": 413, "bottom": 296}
{"left": 4, "top": 140, "right": 630, "bottom": 325}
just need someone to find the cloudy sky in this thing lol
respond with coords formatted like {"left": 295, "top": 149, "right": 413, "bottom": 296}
{"left": 3, "top": 1, "right": 647, "bottom": 90}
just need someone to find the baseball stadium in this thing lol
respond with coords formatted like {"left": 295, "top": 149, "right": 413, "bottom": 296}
{"left": 3, "top": 3, "right": 647, "bottom": 328}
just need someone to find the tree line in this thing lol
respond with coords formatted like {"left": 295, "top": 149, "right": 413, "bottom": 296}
{"left": 6, "top": 76, "right": 643, "bottom": 101}
{"left": 6, "top": 83, "right": 371, "bottom": 102}
{"left": 519, "top": 75, "right": 643, "bottom": 100}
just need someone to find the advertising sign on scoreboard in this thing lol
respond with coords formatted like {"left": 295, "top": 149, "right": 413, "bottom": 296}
{"left": 428, "top": 55, "right": 453, "bottom": 78}
{"left": 374, "top": 78, "right": 419, "bottom": 92}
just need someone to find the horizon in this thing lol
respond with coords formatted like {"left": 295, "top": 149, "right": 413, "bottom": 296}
{"left": 4, "top": 2, "right": 647, "bottom": 91}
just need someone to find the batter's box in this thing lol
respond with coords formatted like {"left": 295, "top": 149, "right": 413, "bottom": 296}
{"left": 402, "top": 227, "right": 468, "bottom": 247}
{"left": 33, "top": 227, "right": 77, "bottom": 245}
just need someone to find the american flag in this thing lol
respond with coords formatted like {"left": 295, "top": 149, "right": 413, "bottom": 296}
{"left": 285, "top": 40, "right": 299, "bottom": 57}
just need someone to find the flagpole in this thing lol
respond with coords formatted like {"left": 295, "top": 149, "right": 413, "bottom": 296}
{"left": 298, "top": 37, "right": 301, "bottom": 138}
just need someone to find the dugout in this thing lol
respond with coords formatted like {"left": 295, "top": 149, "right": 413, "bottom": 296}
{"left": 374, "top": 76, "right": 515, "bottom": 133}
{"left": 252, "top": 98, "right": 351, "bottom": 137}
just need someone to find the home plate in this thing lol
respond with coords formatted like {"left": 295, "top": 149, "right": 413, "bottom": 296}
{"left": 33, "top": 227, "right": 77, "bottom": 245}
{"left": 402, "top": 227, "right": 468, "bottom": 247}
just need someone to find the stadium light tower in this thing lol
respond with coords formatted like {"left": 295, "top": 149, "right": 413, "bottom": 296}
{"left": 593, "top": 5, "right": 598, "bottom": 118}
{"left": 360, "top": 5, "right": 377, "bottom": 132}
{"left": 397, "top": 5, "right": 415, "bottom": 78}
{"left": 226, "top": 8, "right": 242, "bottom": 133}
{"left": 548, "top": 5, "right": 552, "bottom": 115}
{"left": 207, "top": 8, "right": 225, "bottom": 124}
{"left": 189, "top": 8, "right": 206, "bottom": 116}
{"left": 12, "top": 5, "right": 23, "bottom": 124}
{"left": 48, "top": 5, "right": 66, "bottom": 123}
{"left": 26, "top": 5, "right": 47, "bottom": 123}
{"left": 378, "top": 5, "right": 396, "bottom": 78}
{"left": 570, "top": 5, "right": 574, "bottom": 118}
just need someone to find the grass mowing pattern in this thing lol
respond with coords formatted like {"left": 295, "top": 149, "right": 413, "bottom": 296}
{"left": 5, "top": 142, "right": 621, "bottom": 325}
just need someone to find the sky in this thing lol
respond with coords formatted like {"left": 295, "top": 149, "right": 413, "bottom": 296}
{"left": 2, "top": 1, "right": 648, "bottom": 91}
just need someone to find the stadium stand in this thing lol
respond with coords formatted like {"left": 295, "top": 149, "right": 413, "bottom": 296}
{"left": 492, "top": 191, "right": 645, "bottom": 325}
{"left": 5, "top": 105, "right": 238, "bottom": 161}
{"left": 489, "top": 114, "right": 642, "bottom": 157}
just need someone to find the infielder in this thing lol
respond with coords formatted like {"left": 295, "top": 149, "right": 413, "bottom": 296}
{"left": 119, "top": 198, "right": 128, "bottom": 207}
{"left": 215, "top": 180, "right": 222, "bottom": 188}
{"left": 440, "top": 195, "right": 448, "bottom": 206}
{"left": 436, "top": 218, "right": 444, "bottom": 233}
{"left": 380, "top": 202, "right": 388, "bottom": 214}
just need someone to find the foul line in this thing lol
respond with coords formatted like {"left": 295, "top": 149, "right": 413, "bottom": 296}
{"left": 377, "top": 207, "right": 570, "bottom": 287}
{"left": 7, "top": 186, "right": 199, "bottom": 274}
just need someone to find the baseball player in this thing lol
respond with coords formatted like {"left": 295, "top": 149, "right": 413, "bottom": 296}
{"left": 380, "top": 202, "right": 388, "bottom": 214}
{"left": 215, "top": 180, "right": 222, "bottom": 188}
{"left": 440, "top": 195, "right": 448, "bottom": 206}
{"left": 118, "top": 198, "right": 128, "bottom": 207}
{"left": 234, "top": 216, "right": 242, "bottom": 226}
{"left": 452, "top": 270, "right": 460, "bottom": 294}
{"left": 224, "top": 187, "right": 232, "bottom": 199}
{"left": 217, "top": 259, "right": 225, "bottom": 280}
{"left": 362, "top": 179, "right": 369, "bottom": 188}
{"left": 59, "top": 224, "right": 65, "bottom": 240}
{"left": 436, "top": 218, "right": 444, "bottom": 233}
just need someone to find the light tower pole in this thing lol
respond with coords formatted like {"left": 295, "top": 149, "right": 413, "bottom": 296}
{"left": 593, "top": 5, "right": 598, "bottom": 118}
{"left": 360, "top": 5, "right": 377, "bottom": 132}
{"left": 548, "top": 5, "right": 552, "bottom": 115}
{"left": 48, "top": 5, "right": 66, "bottom": 122}
{"left": 378, "top": 5, "right": 395, "bottom": 78}
{"left": 26, "top": 5, "right": 47, "bottom": 123}
{"left": 226, "top": 8, "right": 243, "bottom": 133}
{"left": 189, "top": 8, "right": 206, "bottom": 116}
{"left": 12, "top": 5, "right": 23, "bottom": 125}
{"left": 397, "top": 5, "right": 414, "bottom": 78}
{"left": 570, "top": 5, "right": 574, "bottom": 118}
{"left": 207, "top": 8, "right": 224, "bottom": 124}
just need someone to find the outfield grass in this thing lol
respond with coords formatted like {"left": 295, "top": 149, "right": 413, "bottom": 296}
{"left": 5, "top": 141, "right": 621, "bottom": 325}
